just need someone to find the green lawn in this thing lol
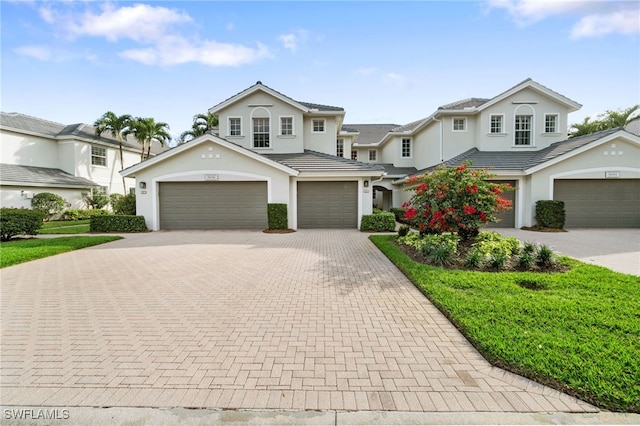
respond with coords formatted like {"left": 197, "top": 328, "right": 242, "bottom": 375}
{"left": 370, "top": 234, "right": 640, "bottom": 413}
{"left": 0, "top": 236, "right": 122, "bottom": 268}
{"left": 38, "top": 220, "right": 90, "bottom": 234}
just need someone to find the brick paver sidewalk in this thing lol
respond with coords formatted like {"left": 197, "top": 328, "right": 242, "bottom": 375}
{"left": 0, "top": 230, "right": 596, "bottom": 412}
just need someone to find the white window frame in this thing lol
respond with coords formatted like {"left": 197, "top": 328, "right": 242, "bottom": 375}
{"left": 490, "top": 114, "right": 504, "bottom": 134}
{"left": 452, "top": 117, "right": 467, "bottom": 132}
{"left": 401, "top": 138, "right": 412, "bottom": 158}
{"left": 368, "top": 149, "right": 377, "bottom": 162}
{"left": 336, "top": 139, "right": 344, "bottom": 157}
{"left": 252, "top": 117, "right": 270, "bottom": 148}
{"left": 91, "top": 145, "right": 107, "bottom": 167}
{"left": 280, "top": 116, "right": 294, "bottom": 136}
{"left": 228, "top": 117, "right": 242, "bottom": 137}
{"left": 312, "top": 119, "right": 326, "bottom": 133}
{"left": 544, "top": 113, "right": 559, "bottom": 134}
{"left": 514, "top": 114, "right": 533, "bottom": 146}
{"left": 351, "top": 149, "right": 358, "bottom": 161}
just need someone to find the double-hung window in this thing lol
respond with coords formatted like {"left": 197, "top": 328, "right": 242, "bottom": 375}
{"left": 490, "top": 115, "right": 503, "bottom": 133}
{"left": 229, "top": 118, "right": 242, "bottom": 136}
{"left": 401, "top": 138, "right": 411, "bottom": 158}
{"left": 336, "top": 139, "right": 344, "bottom": 157}
{"left": 515, "top": 115, "right": 532, "bottom": 146}
{"left": 368, "top": 149, "right": 377, "bottom": 161}
{"left": 351, "top": 149, "right": 358, "bottom": 161}
{"left": 253, "top": 118, "right": 270, "bottom": 148}
{"left": 91, "top": 146, "right": 107, "bottom": 166}
{"left": 453, "top": 117, "right": 467, "bottom": 132}
{"left": 312, "top": 119, "right": 325, "bottom": 133}
{"left": 544, "top": 114, "right": 558, "bottom": 133}
{"left": 280, "top": 117, "right": 293, "bottom": 135}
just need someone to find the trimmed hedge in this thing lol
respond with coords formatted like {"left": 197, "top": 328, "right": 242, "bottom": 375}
{"left": 536, "top": 200, "right": 565, "bottom": 229}
{"left": 90, "top": 215, "right": 147, "bottom": 233}
{"left": 360, "top": 211, "right": 396, "bottom": 232}
{"left": 0, "top": 208, "right": 44, "bottom": 241}
{"left": 61, "top": 209, "right": 110, "bottom": 221}
{"left": 267, "top": 203, "right": 288, "bottom": 230}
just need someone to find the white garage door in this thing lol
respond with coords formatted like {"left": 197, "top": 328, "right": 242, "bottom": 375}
{"left": 297, "top": 181, "right": 358, "bottom": 228}
{"left": 554, "top": 179, "right": 640, "bottom": 227}
{"left": 159, "top": 181, "right": 268, "bottom": 230}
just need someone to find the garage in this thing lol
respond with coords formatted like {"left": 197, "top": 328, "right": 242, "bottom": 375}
{"left": 159, "top": 181, "right": 268, "bottom": 230}
{"left": 554, "top": 179, "right": 640, "bottom": 227}
{"left": 486, "top": 180, "right": 517, "bottom": 228}
{"left": 297, "top": 181, "right": 358, "bottom": 228}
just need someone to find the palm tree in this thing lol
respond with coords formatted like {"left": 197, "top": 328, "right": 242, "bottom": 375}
{"left": 177, "top": 112, "right": 218, "bottom": 144}
{"left": 604, "top": 105, "right": 640, "bottom": 128}
{"left": 94, "top": 111, "right": 132, "bottom": 189}
{"left": 125, "top": 117, "right": 171, "bottom": 161}
{"left": 569, "top": 116, "right": 607, "bottom": 138}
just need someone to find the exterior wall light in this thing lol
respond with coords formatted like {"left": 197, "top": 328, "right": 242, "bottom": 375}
{"left": 363, "top": 180, "right": 369, "bottom": 188}
{"left": 139, "top": 181, "right": 147, "bottom": 189}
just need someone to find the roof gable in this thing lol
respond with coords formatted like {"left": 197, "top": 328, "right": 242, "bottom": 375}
{"left": 477, "top": 78, "right": 582, "bottom": 113}
{"left": 209, "top": 81, "right": 344, "bottom": 115}
{"left": 120, "top": 133, "right": 299, "bottom": 177}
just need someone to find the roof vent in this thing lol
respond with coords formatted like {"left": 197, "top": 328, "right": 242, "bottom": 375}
{"left": 256, "top": 80, "right": 262, "bottom": 85}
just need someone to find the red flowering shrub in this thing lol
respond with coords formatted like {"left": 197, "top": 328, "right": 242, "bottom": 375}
{"left": 403, "top": 162, "right": 513, "bottom": 240}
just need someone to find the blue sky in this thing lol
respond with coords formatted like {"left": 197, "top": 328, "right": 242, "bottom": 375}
{"left": 2, "top": 1, "right": 639, "bottom": 142}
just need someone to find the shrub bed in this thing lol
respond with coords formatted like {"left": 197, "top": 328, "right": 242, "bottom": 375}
{"left": 360, "top": 211, "right": 396, "bottom": 232}
{"left": 61, "top": 209, "right": 110, "bottom": 221}
{"left": 267, "top": 203, "right": 288, "bottom": 230}
{"left": 535, "top": 200, "right": 566, "bottom": 229}
{"left": 90, "top": 215, "right": 147, "bottom": 233}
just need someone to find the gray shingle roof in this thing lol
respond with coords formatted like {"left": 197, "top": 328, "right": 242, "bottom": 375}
{"left": 414, "top": 127, "right": 623, "bottom": 175}
{"left": 390, "top": 118, "right": 426, "bottom": 133}
{"left": 1, "top": 112, "right": 165, "bottom": 155}
{"left": 378, "top": 164, "right": 418, "bottom": 177}
{"left": 344, "top": 124, "right": 400, "bottom": 145}
{"left": 0, "top": 163, "right": 98, "bottom": 187}
{"left": 438, "top": 98, "right": 490, "bottom": 110}
{"left": 299, "top": 102, "right": 344, "bottom": 112}
{"left": 264, "top": 150, "right": 384, "bottom": 172}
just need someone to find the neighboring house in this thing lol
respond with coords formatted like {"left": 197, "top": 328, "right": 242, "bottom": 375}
{"left": 0, "top": 112, "right": 163, "bottom": 210}
{"left": 350, "top": 79, "right": 640, "bottom": 228}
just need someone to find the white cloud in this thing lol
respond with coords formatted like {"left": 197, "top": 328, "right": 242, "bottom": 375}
{"left": 486, "top": 0, "right": 640, "bottom": 38}
{"left": 278, "top": 29, "right": 310, "bottom": 53}
{"left": 278, "top": 34, "right": 298, "bottom": 52}
{"left": 571, "top": 10, "right": 640, "bottom": 38}
{"left": 385, "top": 72, "right": 408, "bottom": 87}
{"left": 355, "top": 67, "right": 377, "bottom": 76}
{"left": 32, "top": 2, "right": 271, "bottom": 67}
{"left": 14, "top": 45, "right": 52, "bottom": 61}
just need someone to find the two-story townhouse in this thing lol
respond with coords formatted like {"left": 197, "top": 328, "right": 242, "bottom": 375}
{"left": 0, "top": 112, "right": 162, "bottom": 210}
{"left": 351, "top": 79, "right": 640, "bottom": 228}
{"left": 121, "top": 82, "right": 384, "bottom": 231}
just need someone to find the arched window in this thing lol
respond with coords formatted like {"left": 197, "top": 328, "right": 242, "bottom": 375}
{"left": 251, "top": 108, "right": 271, "bottom": 148}
{"left": 514, "top": 105, "right": 534, "bottom": 146}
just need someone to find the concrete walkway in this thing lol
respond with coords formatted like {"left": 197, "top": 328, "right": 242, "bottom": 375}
{"left": 1, "top": 230, "right": 598, "bottom": 417}
{"left": 495, "top": 228, "right": 640, "bottom": 276}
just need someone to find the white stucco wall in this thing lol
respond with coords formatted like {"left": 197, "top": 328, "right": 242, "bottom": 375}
{"left": 1, "top": 129, "right": 59, "bottom": 168}
{"left": 523, "top": 137, "right": 640, "bottom": 226}
{"left": 0, "top": 185, "right": 87, "bottom": 210}
{"left": 476, "top": 88, "right": 571, "bottom": 152}
{"left": 132, "top": 140, "right": 293, "bottom": 230}
{"left": 303, "top": 116, "right": 339, "bottom": 155}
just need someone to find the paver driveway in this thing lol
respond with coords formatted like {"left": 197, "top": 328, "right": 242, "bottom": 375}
{"left": 1, "top": 230, "right": 596, "bottom": 412}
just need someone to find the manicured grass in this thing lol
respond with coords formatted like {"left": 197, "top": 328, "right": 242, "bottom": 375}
{"left": 0, "top": 236, "right": 122, "bottom": 268}
{"left": 38, "top": 220, "right": 90, "bottom": 234}
{"left": 370, "top": 234, "right": 640, "bottom": 413}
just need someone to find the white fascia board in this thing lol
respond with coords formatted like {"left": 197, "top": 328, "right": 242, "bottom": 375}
{"left": 0, "top": 181, "right": 96, "bottom": 189}
{"left": 120, "top": 134, "right": 299, "bottom": 178}
{"left": 296, "top": 170, "right": 385, "bottom": 178}
{"left": 478, "top": 80, "right": 582, "bottom": 113}
{"left": 209, "top": 84, "right": 310, "bottom": 115}
{"left": 526, "top": 130, "right": 640, "bottom": 175}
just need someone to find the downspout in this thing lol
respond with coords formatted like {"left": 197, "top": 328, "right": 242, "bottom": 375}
{"left": 432, "top": 115, "right": 443, "bottom": 163}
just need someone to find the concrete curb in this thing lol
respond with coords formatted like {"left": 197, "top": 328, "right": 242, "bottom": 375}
{"left": 2, "top": 407, "right": 639, "bottom": 425}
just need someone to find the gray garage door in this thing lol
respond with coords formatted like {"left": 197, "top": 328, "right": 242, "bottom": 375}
{"left": 486, "top": 180, "right": 516, "bottom": 228}
{"left": 554, "top": 179, "right": 640, "bottom": 227}
{"left": 297, "top": 181, "right": 358, "bottom": 228}
{"left": 159, "top": 181, "right": 267, "bottom": 230}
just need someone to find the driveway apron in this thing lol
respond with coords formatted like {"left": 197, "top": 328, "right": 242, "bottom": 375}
{"left": 0, "top": 230, "right": 596, "bottom": 412}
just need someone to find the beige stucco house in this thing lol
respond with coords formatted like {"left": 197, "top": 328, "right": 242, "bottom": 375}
{"left": 0, "top": 112, "right": 162, "bottom": 209}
